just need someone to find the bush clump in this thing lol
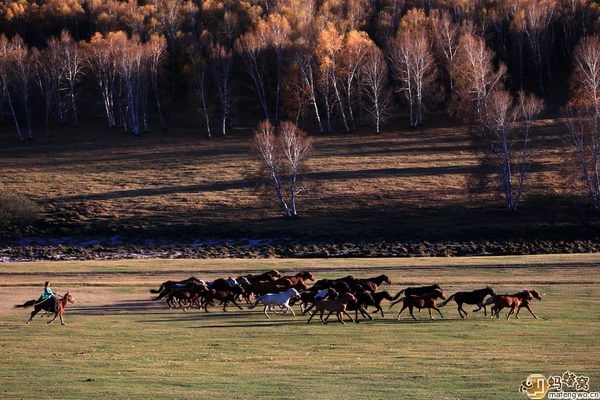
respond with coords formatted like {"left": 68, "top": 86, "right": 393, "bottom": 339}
{"left": 0, "top": 192, "right": 40, "bottom": 230}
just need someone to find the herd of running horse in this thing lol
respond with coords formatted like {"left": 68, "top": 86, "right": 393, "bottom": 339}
{"left": 149, "top": 270, "right": 543, "bottom": 324}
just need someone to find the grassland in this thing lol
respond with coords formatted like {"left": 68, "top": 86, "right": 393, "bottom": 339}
{"left": 1, "top": 254, "right": 598, "bottom": 399}
{"left": 0, "top": 114, "right": 589, "bottom": 242}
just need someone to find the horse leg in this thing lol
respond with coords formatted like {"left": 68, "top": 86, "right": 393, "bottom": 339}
{"left": 458, "top": 303, "right": 467, "bottom": 318}
{"left": 434, "top": 306, "right": 444, "bottom": 318}
{"left": 59, "top": 313, "right": 66, "bottom": 326}
{"left": 48, "top": 312, "right": 58, "bottom": 324}
{"left": 233, "top": 299, "right": 243, "bottom": 310}
{"left": 428, "top": 308, "right": 434, "bottom": 320}
{"left": 286, "top": 304, "right": 295, "bottom": 316}
{"left": 319, "top": 309, "right": 326, "bottom": 324}
{"left": 27, "top": 308, "right": 40, "bottom": 324}
{"left": 524, "top": 305, "right": 538, "bottom": 319}
{"left": 397, "top": 304, "right": 407, "bottom": 320}
{"left": 323, "top": 311, "right": 333, "bottom": 323}
{"left": 360, "top": 307, "right": 373, "bottom": 321}
{"left": 457, "top": 304, "right": 464, "bottom": 318}
{"left": 306, "top": 309, "right": 316, "bottom": 324}
{"left": 264, "top": 305, "right": 270, "bottom": 319}
{"left": 409, "top": 306, "right": 418, "bottom": 321}
{"left": 506, "top": 306, "right": 515, "bottom": 320}
{"left": 343, "top": 311, "right": 355, "bottom": 324}
{"left": 336, "top": 312, "right": 345, "bottom": 325}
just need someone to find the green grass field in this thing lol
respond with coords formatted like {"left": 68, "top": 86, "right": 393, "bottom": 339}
{"left": 1, "top": 254, "right": 599, "bottom": 399}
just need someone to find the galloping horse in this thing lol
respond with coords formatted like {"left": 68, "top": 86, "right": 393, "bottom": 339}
{"left": 488, "top": 290, "right": 542, "bottom": 319}
{"left": 391, "top": 284, "right": 444, "bottom": 301}
{"left": 249, "top": 288, "right": 300, "bottom": 318}
{"left": 353, "top": 275, "right": 392, "bottom": 292}
{"left": 368, "top": 291, "right": 395, "bottom": 317}
{"left": 307, "top": 293, "right": 357, "bottom": 325}
{"left": 16, "top": 292, "right": 75, "bottom": 325}
{"left": 389, "top": 289, "right": 446, "bottom": 321}
{"left": 275, "top": 271, "right": 315, "bottom": 286}
{"left": 439, "top": 287, "right": 495, "bottom": 318}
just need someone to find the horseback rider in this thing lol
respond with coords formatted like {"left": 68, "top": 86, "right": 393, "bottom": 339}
{"left": 37, "top": 281, "right": 56, "bottom": 312}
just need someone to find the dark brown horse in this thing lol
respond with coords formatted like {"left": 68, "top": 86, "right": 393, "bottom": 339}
{"left": 354, "top": 275, "right": 391, "bottom": 292}
{"left": 17, "top": 292, "right": 75, "bottom": 325}
{"left": 439, "top": 287, "right": 495, "bottom": 318}
{"left": 391, "top": 284, "right": 443, "bottom": 301}
{"left": 201, "top": 288, "right": 244, "bottom": 312}
{"left": 150, "top": 277, "right": 204, "bottom": 299}
{"left": 368, "top": 291, "right": 395, "bottom": 317}
{"left": 240, "top": 270, "right": 281, "bottom": 284}
{"left": 390, "top": 289, "right": 445, "bottom": 321}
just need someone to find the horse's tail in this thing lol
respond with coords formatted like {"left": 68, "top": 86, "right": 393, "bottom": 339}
{"left": 389, "top": 297, "right": 405, "bottom": 309}
{"left": 439, "top": 294, "right": 455, "bottom": 308}
{"left": 149, "top": 283, "right": 165, "bottom": 294}
{"left": 15, "top": 299, "right": 36, "bottom": 308}
{"left": 390, "top": 289, "right": 405, "bottom": 301}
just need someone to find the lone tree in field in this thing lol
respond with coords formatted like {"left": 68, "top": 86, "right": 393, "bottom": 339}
{"left": 483, "top": 90, "right": 544, "bottom": 211}
{"left": 565, "top": 34, "right": 600, "bottom": 208}
{"left": 253, "top": 120, "right": 313, "bottom": 218}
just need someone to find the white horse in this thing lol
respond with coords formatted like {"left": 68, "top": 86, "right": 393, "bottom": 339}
{"left": 250, "top": 288, "right": 300, "bottom": 318}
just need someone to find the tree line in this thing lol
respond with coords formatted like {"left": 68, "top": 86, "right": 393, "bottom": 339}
{"left": 1, "top": 0, "right": 600, "bottom": 216}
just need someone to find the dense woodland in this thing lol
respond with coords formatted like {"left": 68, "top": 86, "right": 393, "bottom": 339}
{"left": 1, "top": 0, "right": 600, "bottom": 219}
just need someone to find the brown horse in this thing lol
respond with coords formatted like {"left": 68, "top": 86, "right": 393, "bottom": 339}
{"left": 275, "top": 271, "right": 315, "bottom": 286}
{"left": 390, "top": 289, "right": 445, "bottom": 321}
{"left": 514, "top": 290, "right": 542, "bottom": 319}
{"left": 490, "top": 290, "right": 541, "bottom": 319}
{"left": 307, "top": 293, "right": 357, "bottom": 325}
{"left": 17, "top": 292, "right": 75, "bottom": 325}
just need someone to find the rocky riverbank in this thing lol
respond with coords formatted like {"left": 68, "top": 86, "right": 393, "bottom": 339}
{"left": 1, "top": 238, "right": 599, "bottom": 262}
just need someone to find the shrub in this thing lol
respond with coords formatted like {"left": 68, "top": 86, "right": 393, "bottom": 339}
{"left": 0, "top": 192, "right": 40, "bottom": 230}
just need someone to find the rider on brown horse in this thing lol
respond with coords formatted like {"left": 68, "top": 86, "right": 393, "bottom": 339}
{"left": 37, "top": 281, "right": 56, "bottom": 312}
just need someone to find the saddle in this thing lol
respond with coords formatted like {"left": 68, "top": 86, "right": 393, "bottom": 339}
{"left": 37, "top": 295, "right": 57, "bottom": 313}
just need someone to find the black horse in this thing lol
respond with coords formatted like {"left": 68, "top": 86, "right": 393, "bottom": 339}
{"left": 391, "top": 284, "right": 443, "bottom": 300}
{"left": 439, "top": 287, "right": 495, "bottom": 317}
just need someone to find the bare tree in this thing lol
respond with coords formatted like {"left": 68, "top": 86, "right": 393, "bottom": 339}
{"left": 316, "top": 23, "right": 350, "bottom": 132}
{"left": 361, "top": 43, "right": 392, "bottom": 133}
{"left": 483, "top": 90, "right": 543, "bottom": 211}
{"left": 146, "top": 34, "right": 167, "bottom": 129}
{"left": 190, "top": 55, "right": 212, "bottom": 137}
{"left": 236, "top": 30, "right": 270, "bottom": 120}
{"left": 430, "top": 10, "right": 460, "bottom": 92}
{"left": 565, "top": 34, "right": 600, "bottom": 208}
{"left": 390, "top": 24, "right": 437, "bottom": 127}
{"left": 253, "top": 120, "right": 313, "bottom": 217}
{"left": 0, "top": 34, "right": 23, "bottom": 140}
{"left": 208, "top": 42, "right": 233, "bottom": 136}
{"left": 60, "top": 30, "right": 84, "bottom": 127}
{"left": 253, "top": 120, "right": 291, "bottom": 217}
{"left": 9, "top": 35, "right": 33, "bottom": 139}
{"left": 451, "top": 31, "right": 507, "bottom": 126}
{"left": 258, "top": 13, "right": 291, "bottom": 123}
{"left": 340, "top": 30, "right": 371, "bottom": 130}
{"left": 279, "top": 121, "right": 313, "bottom": 215}
{"left": 295, "top": 42, "right": 324, "bottom": 133}
{"left": 521, "top": 0, "right": 556, "bottom": 94}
